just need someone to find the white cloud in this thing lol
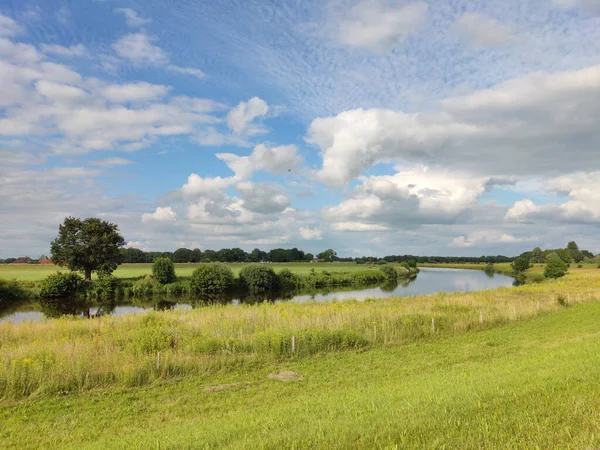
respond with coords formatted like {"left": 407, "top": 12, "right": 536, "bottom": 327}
{"left": 449, "top": 230, "right": 524, "bottom": 248}
{"left": 553, "top": 0, "right": 600, "bottom": 12}
{"left": 455, "top": 13, "right": 514, "bottom": 46}
{"left": 226, "top": 97, "right": 269, "bottom": 134}
{"left": 142, "top": 207, "right": 177, "bottom": 223}
{"left": 90, "top": 157, "right": 134, "bottom": 168}
{"left": 299, "top": 227, "right": 323, "bottom": 240}
{"left": 235, "top": 181, "right": 291, "bottom": 214}
{"left": 0, "top": 14, "right": 23, "bottom": 37}
{"left": 101, "top": 82, "right": 170, "bottom": 103}
{"left": 167, "top": 65, "right": 206, "bottom": 80}
{"left": 307, "top": 64, "right": 600, "bottom": 187}
{"left": 216, "top": 144, "right": 301, "bottom": 180}
{"left": 115, "top": 8, "right": 151, "bottom": 28}
{"left": 336, "top": 1, "right": 428, "bottom": 52}
{"left": 505, "top": 172, "right": 600, "bottom": 224}
{"left": 41, "top": 44, "right": 87, "bottom": 57}
{"left": 113, "top": 33, "right": 167, "bottom": 64}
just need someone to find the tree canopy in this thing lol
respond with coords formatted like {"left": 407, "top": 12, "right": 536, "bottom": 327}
{"left": 50, "top": 217, "right": 125, "bottom": 280}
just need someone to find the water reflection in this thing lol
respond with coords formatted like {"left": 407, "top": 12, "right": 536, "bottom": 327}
{"left": 0, "top": 268, "right": 514, "bottom": 323}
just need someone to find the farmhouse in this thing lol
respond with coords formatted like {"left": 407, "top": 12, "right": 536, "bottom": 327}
{"left": 311, "top": 257, "right": 325, "bottom": 263}
{"left": 38, "top": 255, "right": 53, "bottom": 265}
{"left": 11, "top": 256, "right": 33, "bottom": 264}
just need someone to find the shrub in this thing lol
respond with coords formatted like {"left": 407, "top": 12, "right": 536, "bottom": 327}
{"left": 239, "top": 265, "right": 278, "bottom": 293}
{"left": 400, "top": 262, "right": 411, "bottom": 270}
{"left": 152, "top": 257, "right": 176, "bottom": 285}
{"left": 544, "top": 256, "right": 568, "bottom": 279}
{"left": 131, "top": 278, "right": 157, "bottom": 297}
{"left": 277, "top": 269, "right": 302, "bottom": 289}
{"left": 0, "top": 278, "right": 30, "bottom": 301}
{"left": 379, "top": 265, "right": 398, "bottom": 282}
{"left": 577, "top": 264, "right": 583, "bottom": 268}
{"left": 556, "top": 295, "right": 568, "bottom": 307}
{"left": 190, "top": 264, "right": 234, "bottom": 294}
{"left": 484, "top": 263, "right": 494, "bottom": 274}
{"left": 39, "top": 272, "right": 84, "bottom": 298}
{"left": 406, "top": 259, "right": 417, "bottom": 268}
{"left": 88, "top": 274, "right": 117, "bottom": 299}
{"left": 529, "top": 273, "right": 546, "bottom": 284}
{"left": 511, "top": 255, "right": 531, "bottom": 274}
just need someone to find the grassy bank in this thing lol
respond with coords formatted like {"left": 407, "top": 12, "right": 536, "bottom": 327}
{"left": 1, "top": 269, "right": 598, "bottom": 401}
{"left": 2, "top": 297, "right": 600, "bottom": 448}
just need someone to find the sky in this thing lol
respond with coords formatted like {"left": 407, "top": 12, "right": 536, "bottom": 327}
{"left": 1, "top": 0, "right": 600, "bottom": 258}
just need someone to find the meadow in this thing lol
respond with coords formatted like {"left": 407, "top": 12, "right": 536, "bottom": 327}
{"left": 1, "top": 267, "right": 599, "bottom": 447}
{"left": 0, "top": 262, "right": 374, "bottom": 281}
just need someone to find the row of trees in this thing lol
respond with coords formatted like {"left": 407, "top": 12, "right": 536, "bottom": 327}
{"left": 519, "top": 241, "right": 594, "bottom": 266}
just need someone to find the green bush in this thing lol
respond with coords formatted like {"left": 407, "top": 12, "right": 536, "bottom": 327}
{"left": 277, "top": 269, "right": 302, "bottom": 289}
{"left": 152, "top": 257, "right": 176, "bottom": 285}
{"left": 400, "top": 262, "right": 411, "bottom": 270}
{"left": 131, "top": 278, "right": 157, "bottom": 297}
{"left": 379, "top": 265, "right": 398, "bottom": 282}
{"left": 484, "top": 263, "right": 494, "bottom": 274}
{"left": 511, "top": 255, "right": 531, "bottom": 274}
{"left": 39, "top": 272, "right": 84, "bottom": 298}
{"left": 406, "top": 259, "right": 417, "bottom": 268}
{"left": 88, "top": 274, "right": 117, "bottom": 299}
{"left": 529, "top": 273, "right": 546, "bottom": 284}
{"left": 544, "top": 256, "right": 568, "bottom": 279}
{"left": 190, "top": 264, "right": 234, "bottom": 294}
{"left": 239, "top": 265, "right": 278, "bottom": 293}
{"left": 0, "top": 278, "right": 30, "bottom": 301}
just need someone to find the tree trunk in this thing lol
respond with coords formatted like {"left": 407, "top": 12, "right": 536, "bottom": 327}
{"left": 84, "top": 268, "right": 92, "bottom": 281}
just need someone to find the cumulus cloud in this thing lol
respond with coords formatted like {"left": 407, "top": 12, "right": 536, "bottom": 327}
{"left": 235, "top": 182, "right": 290, "bottom": 214}
{"left": 142, "top": 207, "right": 177, "bottom": 223}
{"left": 41, "top": 44, "right": 87, "bottom": 57}
{"left": 113, "top": 33, "right": 167, "bottom": 64}
{"left": 455, "top": 13, "right": 514, "bottom": 46}
{"left": 505, "top": 172, "right": 600, "bottom": 224}
{"left": 226, "top": 97, "right": 269, "bottom": 134}
{"left": 101, "top": 82, "right": 170, "bottom": 103}
{"left": 115, "top": 8, "right": 151, "bottom": 28}
{"left": 0, "top": 14, "right": 23, "bottom": 37}
{"left": 307, "top": 65, "right": 600, "bottom": 187}
{"left": 299, "top": 227, "right": 323, "bottom": 240}
{"left": 553, "top": 0, "right": 600, "bottom": 12}
{"left": 336, "top": 0, "right": 428, "bottom": 52}
{"left": 216, "top": 144, "right": 301, "bottom": 180}
{"left": 449, "top": 230, "right": 524, "bottom": 248}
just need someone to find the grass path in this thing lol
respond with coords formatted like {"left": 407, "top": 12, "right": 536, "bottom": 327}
{"left": 2, "top": 301, "right": 599, "bottom": 449}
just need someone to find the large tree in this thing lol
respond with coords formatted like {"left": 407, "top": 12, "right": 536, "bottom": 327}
{"left": 50, "top": 217, "right": 125, "bottom": 280}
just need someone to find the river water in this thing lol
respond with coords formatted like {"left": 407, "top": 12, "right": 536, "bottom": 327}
{"left": 0, "top": 268, "right": 514, "bottom": 323}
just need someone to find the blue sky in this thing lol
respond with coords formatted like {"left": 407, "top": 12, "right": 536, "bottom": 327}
{"left": 1, "top": 0, "right": 600, "bottom": 258}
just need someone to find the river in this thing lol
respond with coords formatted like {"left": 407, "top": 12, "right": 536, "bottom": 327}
{"left": 0, "top": 268, "right": 514, "bottom": 323}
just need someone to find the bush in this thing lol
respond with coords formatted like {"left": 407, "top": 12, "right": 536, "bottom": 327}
{"left": 484, "top": 263, "right": 494, "bottom": 274}
{"left": 88, "top": 274, "right": 117, "bottom": 299}
{"left": 544, "top": 257, "right": 568, "bottom": 279}
{"left": 406, "top": 259, "right": 417, "bottom": 268}
{"left": 577, "top": 264, "right": 583, "bottom": 268}
{"left": 400, "top": 262, "right": 411, "bottom": 270}
{"left": 131, "top": 278, "right": 157, "bottom": 297}
{"left": 277, "top": 269, "right": 302, "bottom": 289}
{"left": 511, "top": 255, "right": 531, "bottom": 274}
{"left": 529, "top": 273, "right": 545, "bottom": 284}
{"left": 39, "top": 272, "right": 84, "bottom": 298}
{"left": 239, "top": 265, "right": 278, "bottom": 293}
{"left": 379, "top": 265, "right": 398, "bottom": 282}
{"left": 190, "top": 264, "right": 234, "bottom": 294}
{"left": 0, "top": 278, "right": 30, "bottom": 301}
{"left": 152, "top": 257, "right": 176, "bottom": 285}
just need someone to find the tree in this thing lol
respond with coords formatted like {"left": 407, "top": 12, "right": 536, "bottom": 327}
{"left": 511, "top": 254, "right": 531, "bottom": 274}
{"left": 567, "top": 241, "right": 583, "bottom": 263}
{"left": 173, "top": 248, "right": 193, "bottom": 263}
{"left": 318, "top": 249, "right": 337, "bottom": 262}
{"left": 153, "top": 257, "right": 176, "bottom": 284}
{"left": 531, "top": 247, "right": 543, "bottom": 263}
{"left": 544, "top": 253, "right": 568, "bottom": 278}
{"left": 50, "top": 217, "right": 125, "bottom": 280}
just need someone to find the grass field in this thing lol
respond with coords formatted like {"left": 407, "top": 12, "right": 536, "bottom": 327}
{"left": 1, "top": 297, "right": 599, "bottom": 448}
{"left": 0, "top": 262, "right": 377, "bottom": 281}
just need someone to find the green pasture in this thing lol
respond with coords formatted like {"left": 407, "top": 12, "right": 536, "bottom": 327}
{"left": 0, "top": 262, "right": 373, "bottom": 281}
{"left": 2, "top": 300, "right": 599, "bottom": 448}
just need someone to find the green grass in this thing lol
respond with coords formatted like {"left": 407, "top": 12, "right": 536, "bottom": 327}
{"left": 1, "top": 301, "right": 599, "bottom": 449}
{"left": 0, "top": 262, "right": 375, "bottom": 281}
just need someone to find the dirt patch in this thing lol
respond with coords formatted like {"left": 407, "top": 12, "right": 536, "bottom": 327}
{"left": 204, "top": 382, "right": 244, "bottom": 392}
{"left": 267, "top": 371, "right": 302, "bottom": 382}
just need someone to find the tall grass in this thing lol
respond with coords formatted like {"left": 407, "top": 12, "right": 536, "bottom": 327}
{"left": 1, "top": 270, "right": 599, "bottom": 399}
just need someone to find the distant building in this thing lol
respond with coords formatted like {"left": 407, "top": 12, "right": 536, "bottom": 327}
{"left": 310, "top": 257, "right": 325, "bottom": 263}
{"left": 11, "top": 257, "right": 33, "bottom": 264}
{"left": 38, "top": 255, "right": 53, "bottom": 265}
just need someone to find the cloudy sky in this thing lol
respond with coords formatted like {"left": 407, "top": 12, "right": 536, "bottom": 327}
{"left": 1, "top": 0, "right": 599, "bottom": 258}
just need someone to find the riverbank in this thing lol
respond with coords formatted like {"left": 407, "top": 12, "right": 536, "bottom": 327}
{"left": 418, "top": 262, "right": 547, "bottom": 280}
{"left": 1, "top": 268, "right": 598, "bottom": 401}
{"left": 2, "top": 285, "right": 599, "bottom": 448}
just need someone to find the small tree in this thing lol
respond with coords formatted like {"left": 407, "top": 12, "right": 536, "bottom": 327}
{"left": 153, "top": 257, "right": 176, "bottom": 284}
{"left": 239, "top": 265, "right": 278, "bottom": 293}
{"left": 544, "top": 253, "right": 568, "bottom": 279}
{"left": 511, "top": 254, "right": 530, "bottom": 274}
{"left": 190, "top": 264, "right": 234, "bottom": 294}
